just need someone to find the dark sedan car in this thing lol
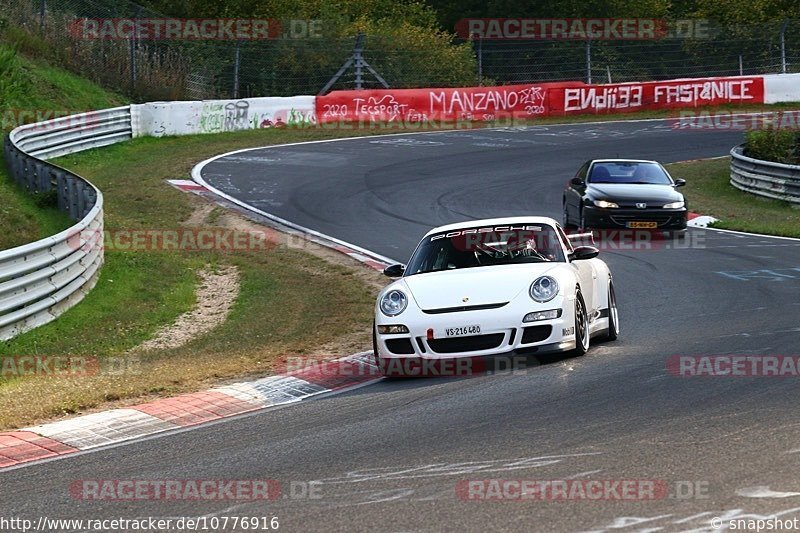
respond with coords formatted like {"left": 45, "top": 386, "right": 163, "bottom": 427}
{"left": 563, "top": 159, "right": 688, "bottom": 235}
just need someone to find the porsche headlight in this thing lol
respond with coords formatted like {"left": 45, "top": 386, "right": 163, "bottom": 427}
{"left": 663, "top": 201, "right": 685, "bottom": 209}
{"left": 593, "top": 200, "right": 619, "bottom": 209}
{"left": 529, "top": 276, "right": 559, "bottom": 303}
{"left": 380, "top": 290, "right": 408, "bottom": 316}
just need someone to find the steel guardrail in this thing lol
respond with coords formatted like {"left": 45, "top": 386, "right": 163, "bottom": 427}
{"left": 730, "top": 144, "right": 800, "bottom": 204}
{"left": 0, "top": 107, "right": 132, "bottom": 340}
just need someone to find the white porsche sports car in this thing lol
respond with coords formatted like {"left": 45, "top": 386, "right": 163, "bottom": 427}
{"left": 373, "top": 217, "right": 619, "bottom": 376}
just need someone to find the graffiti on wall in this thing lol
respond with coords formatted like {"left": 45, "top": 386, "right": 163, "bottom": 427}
{"left": 198, "top": 100, "right": 316, "bottom": 133}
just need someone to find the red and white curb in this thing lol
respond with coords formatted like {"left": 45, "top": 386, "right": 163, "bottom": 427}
{"left": 168, "top": 177, "right": 393, "bottom": 273}
{"left": 167, "top": 179, "right": 208, "bottom": 193}
{"left": 0, "top": 353, "right": 379, "bottom": 470}
{"left": 190, "top": 147, "right": 400, "bottom": 270}
{"left": 687, "top": 211, "right": 719, "bottom": 228}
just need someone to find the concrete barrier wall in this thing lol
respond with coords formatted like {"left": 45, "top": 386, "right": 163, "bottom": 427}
{"left": 131, "top": 96, "right": 316, "bottom": 137}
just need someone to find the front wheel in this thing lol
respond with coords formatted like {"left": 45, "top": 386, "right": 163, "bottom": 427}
{"left": 572, "top": 291, "right": 590, "bottom": 356}
{"left": 579, "top": 209, "right": 591, "bottom": 232}
{"left": 601, "top": 280, "right": 619, "bottom": 341}
{"left": 372, "top": 323, "right": 384, "bottom": 371}
{"left": 563, "top": 203, "right": 576, "bottom": 229}
{"left": 666, "top": 229, "right": 687, "bottom": 241}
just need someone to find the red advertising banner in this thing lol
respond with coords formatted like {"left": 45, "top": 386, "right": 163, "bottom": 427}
{"left": 316, "top": 76, "right": 765, "bottom": 125}
{"left": 560, "top": 76, "right": 764, "bottom": 114}
{"left": 316, "top": 82, "right": 574, "bottom": 124}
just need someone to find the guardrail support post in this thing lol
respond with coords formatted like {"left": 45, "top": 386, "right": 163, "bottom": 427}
{"left": 55, "top": 170, "right": 68, "bottom": 212}
{"left": 66, "top": 177, "right": 78, "bottom": 220}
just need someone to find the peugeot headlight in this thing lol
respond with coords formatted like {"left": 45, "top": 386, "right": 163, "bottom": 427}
{"left": 380, "top": 290, "right": 408, "bottom": 316}
{"left": 529, "top": 276, "right": 559, "bottom": 303}
{"left": 663, "top": 201, "right": 685, "bottom": 209}
{"left": 593, "top": 200, "right": 619, "bottom": 208}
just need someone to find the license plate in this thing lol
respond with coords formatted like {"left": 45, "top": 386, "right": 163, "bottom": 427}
{"left": 444, "top": 325, "right": 481, "bottom": 337}
{"left": 626, "top": 221, "right": 658, "bottom": 229}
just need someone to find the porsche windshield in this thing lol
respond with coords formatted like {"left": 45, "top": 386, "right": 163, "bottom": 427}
{"left": 406, "top": 225, "right": 565, "bottom": 275}
{"left": 588, "top": 162, "right": 672, "bottom": 185}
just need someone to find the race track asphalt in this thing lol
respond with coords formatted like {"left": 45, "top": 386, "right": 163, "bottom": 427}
{"left": 4, "top": 119, "right": 800, "bottom": 533}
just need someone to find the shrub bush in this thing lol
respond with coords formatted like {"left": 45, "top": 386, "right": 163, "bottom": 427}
{"left": 744, "top": 129, "right": 800, "bottom": 165}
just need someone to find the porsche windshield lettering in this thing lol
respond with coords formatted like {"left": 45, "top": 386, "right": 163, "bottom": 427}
{"left": 407, "top": 224, "right": 566, "bottom": 275}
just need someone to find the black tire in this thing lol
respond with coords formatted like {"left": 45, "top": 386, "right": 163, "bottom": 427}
{"left": 572, "top": 291, "right": 590, "bottom": 356}
{"left": 372, "top": 323, "right": 385, "bottom": 374}
{"left": 579, "top": 209, "right": 590, "bottom": 232}
{"left": 563, "top": 203, "right": 576, "bottom": 229}
{"left": 601, "top": 280, "right": 619, "bottom": 341}
{"left": 667, "top": 229, "right": 687, "bottom": 241}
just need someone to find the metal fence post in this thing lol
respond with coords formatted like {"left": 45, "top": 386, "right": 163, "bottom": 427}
{"left": 780, "top": 20, "right": 788, "bottom": 74}
{"left": 129, "top": 11, "right": 138, "bottom": 93}
{"left": 39, "top": 0, "right": 46, "bottom": 33}
{"left": 354, "top": 34, "right": 364, "bottom": 89}
{"left": 319, "top": 33, "right": 388, "bottom": 94}
{"left": 739, "top": 55, "right": 744, "bottom": 76}
{"left": 233, "top": 39, "right": 241, "bottom": 99}
{"left": 476, "top": 34, "right": 483, "bottom": 86}
{"left": 586, "top": 39, "right": 592, "bottom": 84}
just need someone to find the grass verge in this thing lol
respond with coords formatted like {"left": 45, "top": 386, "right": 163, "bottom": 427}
{"left": 0, "top": 129, "right": 385, "bottom": 430}
{"left": 667, "top": 158, "right": 800, "bottom": 238}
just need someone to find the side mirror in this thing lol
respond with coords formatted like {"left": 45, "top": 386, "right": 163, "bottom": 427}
{"left": 570, "top": 177, "right": 585, "bottom": 187}
{"left": 674, "top": 178, "right": 686, "bottom": 187}
{"left": 570, "top": 246, "right": 600, "bottom": 261}
{"left": 383, "top": 264, "right": 405, "bottom": 277}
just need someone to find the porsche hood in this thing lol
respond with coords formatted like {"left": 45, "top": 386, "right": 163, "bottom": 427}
{"left": 399, "top": 263, "right": 560, "bottom": 311}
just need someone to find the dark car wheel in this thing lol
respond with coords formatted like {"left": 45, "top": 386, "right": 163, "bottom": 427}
{"left": 563, "top": 203, "right": 576, "bottom": 229}
{"left": 372, "top": 323, "right": 387, "bottom": 375}
{"left": 579, "top": 209, "right": 589, "bottom": 232}
{"left": 600, "top": 280, "right": 619, "bottom": 341}
{"left": 572, "top": 291, "right": 590, "bottom": 356}
{"left": 665, "top": 229, "right": 687, "bottom": 241}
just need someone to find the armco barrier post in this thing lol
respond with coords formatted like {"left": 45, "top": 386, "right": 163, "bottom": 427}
{"left": 36, "top": 161, "right": 50, "bottom": 192}
{"left": 23, "top": 158, "right": 34, "bottom": 191}
{"left": 76, "top": 180, "right": 86, "bottom": 217}
{"left": 66, "top": 177, "right": 78, "bottom": 220}
{"left": 55, "top": 170, "right": 68, "bottom": 212}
